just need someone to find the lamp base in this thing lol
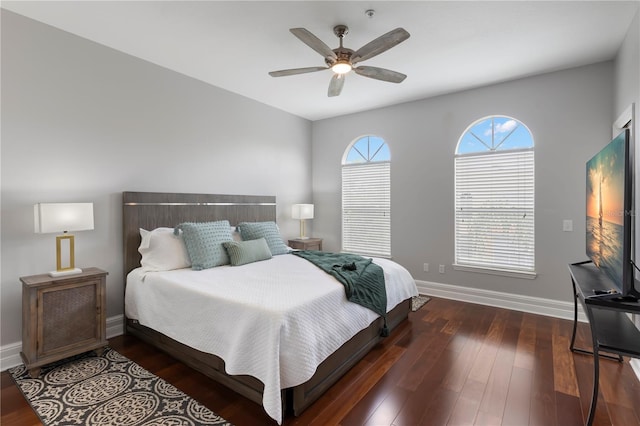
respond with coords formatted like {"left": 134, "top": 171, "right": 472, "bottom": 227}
{"left": 298, "top": 236, "right": 310, "bottom": 240}
{"left": 48, "top": 268, "right": 83, "bottom": 278}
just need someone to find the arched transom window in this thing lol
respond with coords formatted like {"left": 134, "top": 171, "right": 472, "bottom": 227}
{"left": 344, "top": 135, "right": 391, "bottom": 164}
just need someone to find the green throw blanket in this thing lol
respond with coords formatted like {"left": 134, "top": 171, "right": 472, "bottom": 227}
{"left": 292, "top": 250, "right": 389, "bottom": 336}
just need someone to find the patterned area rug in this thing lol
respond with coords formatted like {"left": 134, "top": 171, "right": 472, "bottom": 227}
{"left": 411, "top": 294, "right": 431, "bottom": 311}
{"left": 9, "top": 348, "right": 232, "bottom": 426}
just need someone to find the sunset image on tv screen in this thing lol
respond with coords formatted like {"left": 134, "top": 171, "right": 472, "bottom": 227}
{"left": 586, "top": 133, "right": 626, "bottom": 286}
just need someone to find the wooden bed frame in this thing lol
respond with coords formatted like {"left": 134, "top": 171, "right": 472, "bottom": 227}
{"left": 122, "top": 191, "right": 411, "bottom": 418}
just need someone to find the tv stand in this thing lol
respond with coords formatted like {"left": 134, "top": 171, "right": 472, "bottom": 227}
{"left": 568, "top": 261, "right": 640, "bottom": 426}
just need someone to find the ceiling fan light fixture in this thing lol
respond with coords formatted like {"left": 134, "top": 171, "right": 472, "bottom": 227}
{"left": 270, "top": 25, "right": 410, "bottom": 96}
{"left": 332, "top": 61, "right": 352, "bottom": 74}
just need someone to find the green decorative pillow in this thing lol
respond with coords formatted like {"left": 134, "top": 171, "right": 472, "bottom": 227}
{"left": 223, "top": 238, "right": 273, "bottom": 266}
{"left": 174, "top": 221, "right": 233, "bottom": 270}
{"left": 237, "top": 221, "right": 289, "bottom": 255}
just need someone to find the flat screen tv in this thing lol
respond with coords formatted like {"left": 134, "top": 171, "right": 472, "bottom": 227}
{"left": 586, "top": 128, "right": 638, "bottom": 299}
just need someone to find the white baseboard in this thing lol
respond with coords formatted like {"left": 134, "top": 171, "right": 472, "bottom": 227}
{"left": 0, "top": 341, "right": 23, "bottom": 373}
{"left": 0, "top": 314, "right": 124, "bottom": 372}
{"left": 106, "top": 314, "right": 125, "bottom": 340}
{"left": 416, "top": 279, "right": 588, "bottom": 322}
{"left": 631, "top": 359, "right": 640, "bottom": 380}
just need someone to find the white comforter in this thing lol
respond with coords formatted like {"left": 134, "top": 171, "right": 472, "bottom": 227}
{"left": 125, "top": 253, "right": 418, "bottom": 423}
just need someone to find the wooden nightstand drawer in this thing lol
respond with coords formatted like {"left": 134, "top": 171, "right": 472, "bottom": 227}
{"left": 289, "top": 238, "right": 323, "bottom": 251}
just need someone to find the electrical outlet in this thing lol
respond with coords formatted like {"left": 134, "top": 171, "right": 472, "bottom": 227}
{"left": 563, "top": 219, "right": 573, "bottom": 232}
{"left": 439, "top": 264, "right": 445, "bottom": 274}
{"left": 423, "top": 263, "right": 429, "bottom": 272}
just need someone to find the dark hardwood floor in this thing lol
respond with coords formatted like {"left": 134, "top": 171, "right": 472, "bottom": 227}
{"left": 3, "top": 297, "right": 640, "bottom": 425}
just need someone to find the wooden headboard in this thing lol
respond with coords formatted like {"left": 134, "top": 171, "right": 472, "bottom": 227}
{"left": 122, "top": 191, "right": 276, "bottom": 276}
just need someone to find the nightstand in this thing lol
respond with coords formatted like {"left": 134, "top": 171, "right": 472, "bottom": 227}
{"left": 288, "top": 238, "right": 323, "bottom": 251}
{"left": 20, "top": 267, "right": 108, "bottom": 378}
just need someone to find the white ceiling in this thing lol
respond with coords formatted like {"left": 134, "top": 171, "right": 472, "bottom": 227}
{"left": 3, "top": 1, "right": 639, "bottom": 121}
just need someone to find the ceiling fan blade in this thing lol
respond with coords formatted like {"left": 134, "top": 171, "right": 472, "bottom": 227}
{"left": 269, "top": 66, "right": 328, "bottom": 77}
{"left": 351, "top": 28, "right": 410, "bottom": 63}
{"left": 290, "top": 28, "right": 337, "bottom": 60}
{"left": 328, "top": 74, "right": 345, "bottom": 97}
{"left": 354, "top": 66, "right": 407, "bottom": 83}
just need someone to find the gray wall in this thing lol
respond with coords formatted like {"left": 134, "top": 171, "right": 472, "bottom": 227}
{"left": 1, "top": 11, "right": 312, "bottom": 346}
{"left": 311, "top": 61, "right": 614, "bottom": 303}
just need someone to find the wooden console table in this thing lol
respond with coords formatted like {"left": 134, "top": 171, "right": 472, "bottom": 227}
{"left": 568, "top": 261, "right": 640, "bottom": 426}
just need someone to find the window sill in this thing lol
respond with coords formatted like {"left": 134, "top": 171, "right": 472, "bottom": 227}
{"left": 452, "top": 264, "right": 537, "bottom": 280}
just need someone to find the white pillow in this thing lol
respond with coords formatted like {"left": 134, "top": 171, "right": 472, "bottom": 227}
{"left": 138, "top": 227, "right": 191, "bottom": 272}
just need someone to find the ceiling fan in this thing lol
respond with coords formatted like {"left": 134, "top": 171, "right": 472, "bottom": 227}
{"left": 269, "top": 25, "right": 410, "bottom": 97}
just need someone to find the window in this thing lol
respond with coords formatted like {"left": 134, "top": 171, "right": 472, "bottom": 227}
{"left": 342, "top": 135, "right": 390, "bottom": 257}
{"left": 454, "top": 116, "right": 535, "bottom": 277}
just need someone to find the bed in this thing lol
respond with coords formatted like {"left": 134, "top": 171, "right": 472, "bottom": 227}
{"left": 122, "top": 191, "right": 418, "bottom": 424}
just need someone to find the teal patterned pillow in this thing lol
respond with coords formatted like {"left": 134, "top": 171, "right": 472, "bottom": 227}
{"left": 237, "top": 221, "right": 289, "bottom": 256}
{"left": 223, "top": 238, "right": 272, "bottom": 266}
{"left": 174, "top": 221, "right": 233, "bottom": 270}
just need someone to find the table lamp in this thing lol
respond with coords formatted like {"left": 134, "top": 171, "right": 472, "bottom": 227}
{"left": 292, "top": 204, "right": 314, "bottom": 239}
{"left": 34, "top": 203, "right": 94, "bottom": 277}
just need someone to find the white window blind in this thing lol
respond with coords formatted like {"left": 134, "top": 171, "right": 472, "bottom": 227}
{"left": 342, "top": 161, "right": 390, "bottom": 257}
{"left": 455, "top": 149, "right": 534, "bottom": 272}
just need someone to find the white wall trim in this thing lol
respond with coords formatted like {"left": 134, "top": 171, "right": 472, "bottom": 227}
{"left": 614, "top": 103, "right": 640, "bottom": 384}
{"left": 106, "top": 314, "right": 125, "bottom": 340}
{"left": 416, "top": 279, "right": 587, "bottom": 322}
{"left": 613, "top": 103, "right": 634, "bottom": 136}
{"left": 0, "top": 342, "right": 23, "bottom": 373}
{"left": 631, "top": 359, "right": 640, "bottom": 380}
{"left": 0, "top": 314, "right": 124, "bottom": 372}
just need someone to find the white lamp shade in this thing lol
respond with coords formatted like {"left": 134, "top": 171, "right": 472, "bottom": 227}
{"left": 34, "top": 203, "right": 94, "bottom": 234}
{"left": 292, "top": 204, "right": 314, "bottom": 220}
